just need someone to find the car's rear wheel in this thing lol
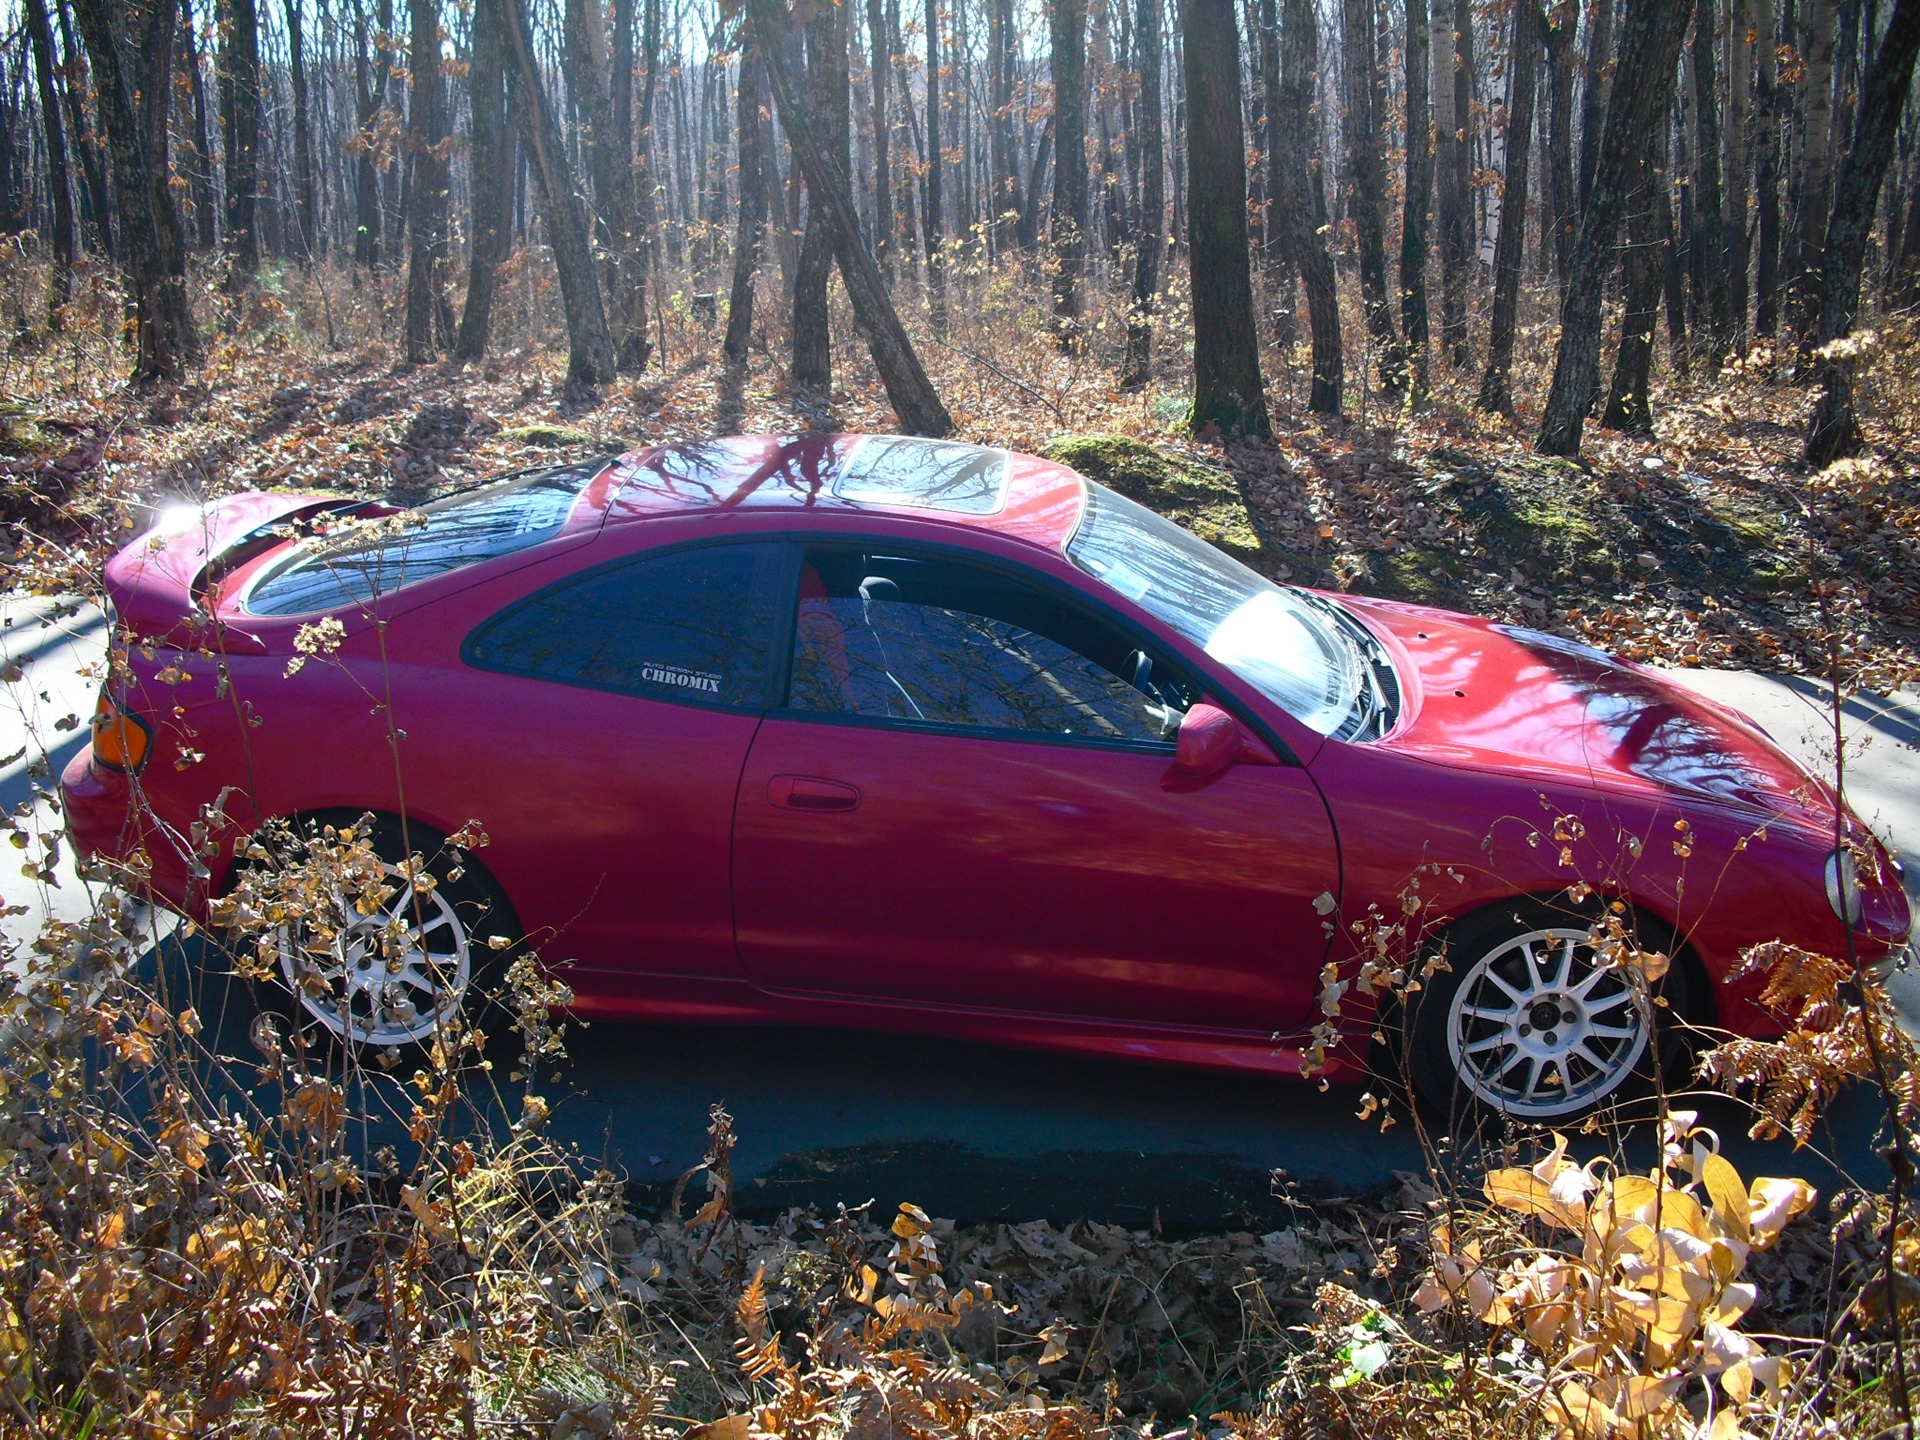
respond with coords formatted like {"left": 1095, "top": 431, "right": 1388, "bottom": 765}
{"left": 260, "top": 814, "right": 517, "bottom": 1051}
{"left": 1405, "top": 897, "right": 1690, "bottom": 1123}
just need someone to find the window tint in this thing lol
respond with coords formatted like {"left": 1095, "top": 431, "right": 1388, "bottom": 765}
{"left": 467, "top": 543, "right": 786, "bottom": 709}
{"left": 788, "top": 549, "right": 1188, "bottom": 744}
{"left": 246, "top": 461, "right": 609, "bottom": 617}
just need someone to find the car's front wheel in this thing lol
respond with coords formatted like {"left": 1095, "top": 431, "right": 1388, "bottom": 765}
{"left": 1405, "top": 898, "right": 1689, "bottom": 1123}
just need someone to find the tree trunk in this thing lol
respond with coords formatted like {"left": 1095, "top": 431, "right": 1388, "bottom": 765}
{"left": 989, "top": 0, "right": 1021, "bottom": 248}
{"left": 1402, "top": 0, "right": 1435, "bottom": 395}
{"left": 352, "top": 1, "right": 388, "bottom": 270}
{"left": 1050, "top": 0, "right": 1089, "bottom": 338}
{"left": 219, "top": 0, "right": 263, "bottom": 275}
{"left": 1725, "top": 0, "right": 1753, "bottom": 345}
{"left": 504, "top": 0, "right": 618, "bottom": 390}
{"left": 454, "top": 0, "right": 510, "bottom": 359}
{"left": 178, "top": 0, "right": 216, "bottom": 250}
{"left": 70, "top": 0, "right": 198, "bottom": 380}
{"left": 793, "top": 0, "right": 849, "bottom": 389}
{"left": 1804, "top": 0, "right": 1920, "bottom": 463}
{"left": 612, "top": 0, "right": 652, "bottom": 368}
{"left": 1754, "top": 0, "right": 1782, "bottom": 330}
{"left": 1577, "top": 0, "right": 1614, "bottom": 205}
{"left": 1479, "top": 0, "right": 1544, "bottom": 413}
{"left": 1689, "top": 0, "right": 1731, "bottom": 358}
{"left": 1544, "top": 0, "right": 1578, "bottom": 283}
{"left": 1436, "top": 0, "right": 1474, "bottom": 366}
{"left": 1536, "top": 0, "right": 1693, "bottom": 454}
{"left": 1658, "top": 144, "right": 1689, "bottom": 352}
{"left": 1121, "top": 0, "right": 1165, "bottom": 387}
{"left": 56, "top": 4, "right": 114, "bottom": 254}
{"left": 1603, "top": 106, "right": 1671, "bottom": 429}
{"left": 749, "top": 0, "right": 954, "bottom": 436}
{"left": 1342, "top": 0, "right": 1403, "bottom": 392}
{"left": 1790, "top": 0, "right": 1836, "bottom": 345}
{"left": 923, "top": 0, "right": 947, "bottom": 328}
{"left": 1269, "top": 0, "right": 1343, "bottom": 412}
{"left": 405, "top": 0, "right": 454, "bottom": 360}
{"left": 1181, "top": 0, "right": 1270, "bottom": 435}
{"left": 868, "top": 0, "right": 893, "bottom": 268}
{"left": 725, "top": 36, "right": 771, "bottom": 362}
{"left": 286, "top": 0, "right": 318, "bottom": 260}
{"left": 565, "top": 0, "right": 646, "bottom": 369}
{"left": 22, "top": 0, "right": 75, "bottom": 325}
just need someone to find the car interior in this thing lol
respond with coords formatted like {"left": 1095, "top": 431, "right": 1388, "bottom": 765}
{"left": 788, "top": 547, "right": 1192, "bottom": 744}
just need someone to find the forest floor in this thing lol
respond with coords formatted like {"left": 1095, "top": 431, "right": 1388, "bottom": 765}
{"left": 3, "top": 261, "right": 1918, "bottom": 696}
{"left": 0, "top": 262, "right": 1917, "bottom": 1433}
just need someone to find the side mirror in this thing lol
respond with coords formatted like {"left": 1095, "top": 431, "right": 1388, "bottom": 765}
{"left": 1164, "top": 703, "right": 1278, "bottom": 790}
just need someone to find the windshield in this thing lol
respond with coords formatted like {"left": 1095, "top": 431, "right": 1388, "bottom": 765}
{"left": 1066, "top": 483, "right": 1394, "bottom": 740}
{"left": 245, "top": 460, "right": 609, "bottom": 617}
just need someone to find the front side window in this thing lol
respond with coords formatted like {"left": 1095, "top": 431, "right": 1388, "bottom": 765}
{"left": 466, "top": 542, "right": 787, "bottom": 710}
{"left": 786, "top": 548, "right": 1188, "bottom": 745}
{"left": 246, "top": 461, "right": 610, "bottom": 617}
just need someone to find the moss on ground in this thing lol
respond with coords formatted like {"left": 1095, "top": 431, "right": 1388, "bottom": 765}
{"left": 1411, "top": 449, "right": 1811, "bottom": 601}
{"left": 1040, "top": 433, "right": 1265, "bottom": 560}
{"left": 496, "top": 422, "right": 602, "bottom": 448}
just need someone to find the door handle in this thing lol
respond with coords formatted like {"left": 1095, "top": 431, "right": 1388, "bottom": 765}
{"left": 767, "top": 774, "right": 862, "bottom": 812}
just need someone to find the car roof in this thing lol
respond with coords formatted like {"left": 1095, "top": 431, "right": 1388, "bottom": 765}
{"left": 597, "top": 434, "right": 1088, "bottom": 552}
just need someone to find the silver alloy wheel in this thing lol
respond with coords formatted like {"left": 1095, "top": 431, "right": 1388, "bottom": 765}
{"left": 277, "top": 863, "right": 471, "bottom": 1048}
{"left": 1446, "top": 926, "right": 1651, "bottom": 1118}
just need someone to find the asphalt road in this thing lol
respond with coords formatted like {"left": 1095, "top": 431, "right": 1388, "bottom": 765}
{"left": 4, "top": 596, "right": 1914, "bottom": 1228}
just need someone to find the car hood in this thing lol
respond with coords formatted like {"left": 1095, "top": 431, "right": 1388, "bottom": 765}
{"left": 1337, "top": 595, "right": 1829, "bottom": 823}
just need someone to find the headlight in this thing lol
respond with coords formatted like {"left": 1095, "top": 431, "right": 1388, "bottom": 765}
{"left": 1825, "top": 849, "right": 1864, "bottom": 927}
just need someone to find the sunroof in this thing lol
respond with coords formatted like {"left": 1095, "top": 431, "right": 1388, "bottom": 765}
{"left": 831, "top": 437, "right": 1010, "bottom": 515}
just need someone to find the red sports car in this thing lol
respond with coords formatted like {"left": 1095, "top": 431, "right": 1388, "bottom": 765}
{"left": 64, "top": 434, "right": 1911, "bottom": 1120}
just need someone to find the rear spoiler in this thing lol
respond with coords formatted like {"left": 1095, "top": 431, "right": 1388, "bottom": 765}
{"left": 104, "top": 493, "right": 389, "bottom": 647}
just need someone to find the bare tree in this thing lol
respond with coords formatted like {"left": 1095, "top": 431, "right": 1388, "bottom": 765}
{"left": 286, "top": 0, "right": 319, "bottom": 260}
{"left": 1121, "top": 0, "right": 1165, "bottom": 388}
{"left": 1480, "top": 0, "right": 1544, "bottom": 413}
{"left": 1181, "top": 0, "right": 1269, "bottom": 435}
{"left": 1402, "top": 0, "right": 1435, "bottom": 396}
{"left": 454, "top": 0, "right": 511, "bottom": 359}
{"left": 220, "top": 0, "right": 264, "bottom": 276}
{"left": 1537, "top": 0, "right": 1694, "bottom": 455}
{"left": 1543, "top": 0, "right": 1578, "bottom": 283}
{"left": 70, "top": 0, "right": 199, "bottom": 379}
{"left": 793, "top": 0, "right": 849, "bottom": 390}
{"left": 405, "top": 0, "right": 455, "bottom": 361}
{"left": 1689, "top": 0, "right": 1731, "bottom": 358}
{"left": 22, "top": 0, "right": 75, "bottom": 324}
{"left": 504, "top": 0, "right": 618, "bottom": 390}
{"left": 1804, "top": 0, "right": 1920, "bottom": 463}
{"left": 1051, "top": 0, "right": 1090, "bottom": 339}
{"left": 749, "top": 0, "right": 954, "bottom": 436}
{"left": 1342, "top": 0, "right": 1402, "bottom": 392}
{"left": 1603, "top": 99, "right": 1673, "bottom": 430}
{"left": 1790, "top": 0, "right": 1837, "bottom": 346}
{"left": 1436, "top": 0, "right": 1476, "bottom": 366}
{"left": 1754, "top": 0, "right": 1782, "bottom": 332}
{"left": 1272, "top": 0, "right": 1343, "bottom": 412}
{"left": 725, "top": 32, "right": 772, "bottom": 362}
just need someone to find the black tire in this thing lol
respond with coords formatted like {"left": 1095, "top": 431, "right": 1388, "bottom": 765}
{"left": 1403, "top": 894, "right": 1692, "bottom": 1126}
{"left": 237, "top": 811, "right": 522, "bottom": 1054}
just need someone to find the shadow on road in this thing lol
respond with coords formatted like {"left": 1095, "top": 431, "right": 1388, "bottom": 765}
{"left": 145, "top": 931, "right": 1898, "bottom": 1231}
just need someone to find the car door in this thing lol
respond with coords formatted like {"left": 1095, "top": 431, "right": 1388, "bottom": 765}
{"left": 446, "top": 538, "right": 790, "bottom": 981}
{"left": 731, "top": 541, "right": 1342, "bottom": 1033}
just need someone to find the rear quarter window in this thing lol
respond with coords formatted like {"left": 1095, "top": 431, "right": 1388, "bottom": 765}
{"left": 464, "top": 542, "right": 788, "bottom": 710}
{"left": 243, "top": 461, "right": 609, "bottom": 617}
